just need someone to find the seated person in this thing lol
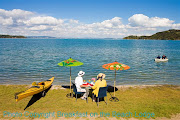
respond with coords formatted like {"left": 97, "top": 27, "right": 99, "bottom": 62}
{"left": 91, "top": 73, "right": 107, "bottom": 101}
{"left": 157, "top": 55, "right": 161, "bottom": 59}
{"left": 75, "top": 71, "right": 90, "bottom": 100}
{"left": 162, "top": 55, "right": 167, "bottom": 59}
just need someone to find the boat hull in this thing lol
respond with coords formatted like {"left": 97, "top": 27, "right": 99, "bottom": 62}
{"left": 15, "top": 77, "right": 54, "bottom": 102}
{"left": 154, "top": 58, "right": 168, "bottom": 62}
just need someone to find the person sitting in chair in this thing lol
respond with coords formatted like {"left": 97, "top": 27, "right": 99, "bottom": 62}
{"left": 91, "top": 73, "right": 107, "bottom": 101}
{"left": 75, "top": 71, "right": 90, "bottom": 100}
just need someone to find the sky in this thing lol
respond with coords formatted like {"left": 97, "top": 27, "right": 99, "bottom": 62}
{"left": 0, "top": 0, "right": 180, "bottom": 38}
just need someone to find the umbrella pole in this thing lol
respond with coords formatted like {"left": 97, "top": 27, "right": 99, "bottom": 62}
{"left": 114, "top": 70, "right": 116, "bottom": 97}
{"left": 70, "top": 67, "right": 72, "bottom": 97}
{"left": 109, "top": 69, "right": 119, "bottom": 102}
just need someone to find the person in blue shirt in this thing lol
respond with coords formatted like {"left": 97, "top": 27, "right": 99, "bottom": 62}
{"left": 157, "top": 55, "right": 161, "bottom": 59}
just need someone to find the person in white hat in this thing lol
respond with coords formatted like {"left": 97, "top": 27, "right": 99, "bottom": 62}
{"left": 75, "top": 71, "right": 90, "bottom": 100}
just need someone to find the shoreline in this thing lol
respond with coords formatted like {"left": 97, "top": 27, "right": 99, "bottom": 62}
{"left": 49, "top": 84, "right": 180, "bottom": 90}
{"left": 1, "top": 84, "right": 179, "bottom": 90}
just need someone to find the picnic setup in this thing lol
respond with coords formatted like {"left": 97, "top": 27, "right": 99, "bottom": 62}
{"left": 14, "top": 57, "right": 130, "bottom": 108}
{"left": 57, "top": 57, "right": 130, "bottom": 105}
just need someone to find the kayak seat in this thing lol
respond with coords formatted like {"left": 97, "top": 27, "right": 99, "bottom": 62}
{"left": 31, "top": 86, "right": 40, "bottom": 88}
{"left": 38, "top": 82, "right": 45, "bottom": 85}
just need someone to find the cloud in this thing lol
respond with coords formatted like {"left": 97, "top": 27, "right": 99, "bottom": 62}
{"left": 69, "top": 19, "right": 79, "bottom": 24}
{"left": 0, "top": 9, "right": 180, "bottom": 38}
{"left": 88, "top": 17, "right": 123, "bottom": 28}
{"left": 0, "top": 9, "right": 35, "bottom": 27}
{"left": 29, "top": 25, "right": 52, "bottom": 31}
{"left": 0, "top": 9, "right": 34, "bottom": 20}
{"left": 22, "top": 16, "right": 64, "bottom": 26}
{"left": 0, "top": 16, "right": 13, "bottom": 25}
{"left": 128, "top": 14, "right": 174, "bottom": 27}
{"left": 98, "top": 17, "right": 122, "bottom": 28}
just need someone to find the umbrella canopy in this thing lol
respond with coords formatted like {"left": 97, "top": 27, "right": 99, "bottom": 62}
{"left": 58, "top": 57, "right": 83, "bottom": 97}
{"left": 102, "top": 61, "right": 130, "bottom": 100}
{"left": 58, "top": 58, "right": 83, "bottom": 67}
{"left": 102, "top": 61, "right": 130, "bottom": 70}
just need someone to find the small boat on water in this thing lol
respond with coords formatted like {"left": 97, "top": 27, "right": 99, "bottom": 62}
{"left": 15, "top": 77, "right": 54, "bottom": 102}
{"left": 154, "top": 58, "right": 168, "bottom": 62}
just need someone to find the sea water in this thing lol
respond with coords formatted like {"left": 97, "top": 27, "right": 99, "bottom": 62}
{"left": 0, "top": 39, "right": 179, "bottom": 85}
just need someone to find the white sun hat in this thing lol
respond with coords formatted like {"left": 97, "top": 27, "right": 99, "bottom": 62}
{"left": 78, "top": 71, "right": 85, "bottom": 76}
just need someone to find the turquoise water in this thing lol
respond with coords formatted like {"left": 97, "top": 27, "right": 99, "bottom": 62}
{"left": 0, "top": 39, "right": 179, "bottom": 85}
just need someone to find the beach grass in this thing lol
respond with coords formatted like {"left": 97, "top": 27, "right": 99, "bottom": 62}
{"left": 0, "top": 85, "right": 180, "bottom": 119}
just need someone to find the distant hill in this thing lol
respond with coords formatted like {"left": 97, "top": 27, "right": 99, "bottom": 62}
{"left": 26, "top": 36, "right": 57, "bottom": 39}
{"left": 0, "top": 35, "right": 57, "bottom": 39}
{"left": 123, "top": 29, "right": 180, "bottom": 40}
{"left": 0, "top": 35, "right": 26, "bottom": 38}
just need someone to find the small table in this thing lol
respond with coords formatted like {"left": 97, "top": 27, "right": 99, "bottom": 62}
{"left": 82, "top": 83, "right": 94, "bottom": 102}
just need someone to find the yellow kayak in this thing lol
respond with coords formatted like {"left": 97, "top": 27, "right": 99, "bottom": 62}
{"left": 15, "top": 77, "right": 54, "bottom": 102}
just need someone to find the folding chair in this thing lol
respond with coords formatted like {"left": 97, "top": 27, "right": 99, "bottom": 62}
{"left": 93, "top": 87, "right": 108, "bottom": 106}
{"left": 72, "top": 82, "right": 88, "bottom": 103}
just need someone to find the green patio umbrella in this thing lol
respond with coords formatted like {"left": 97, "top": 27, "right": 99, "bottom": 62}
{"left": 58, "top": 57, "right": 83, "bottom": 97}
